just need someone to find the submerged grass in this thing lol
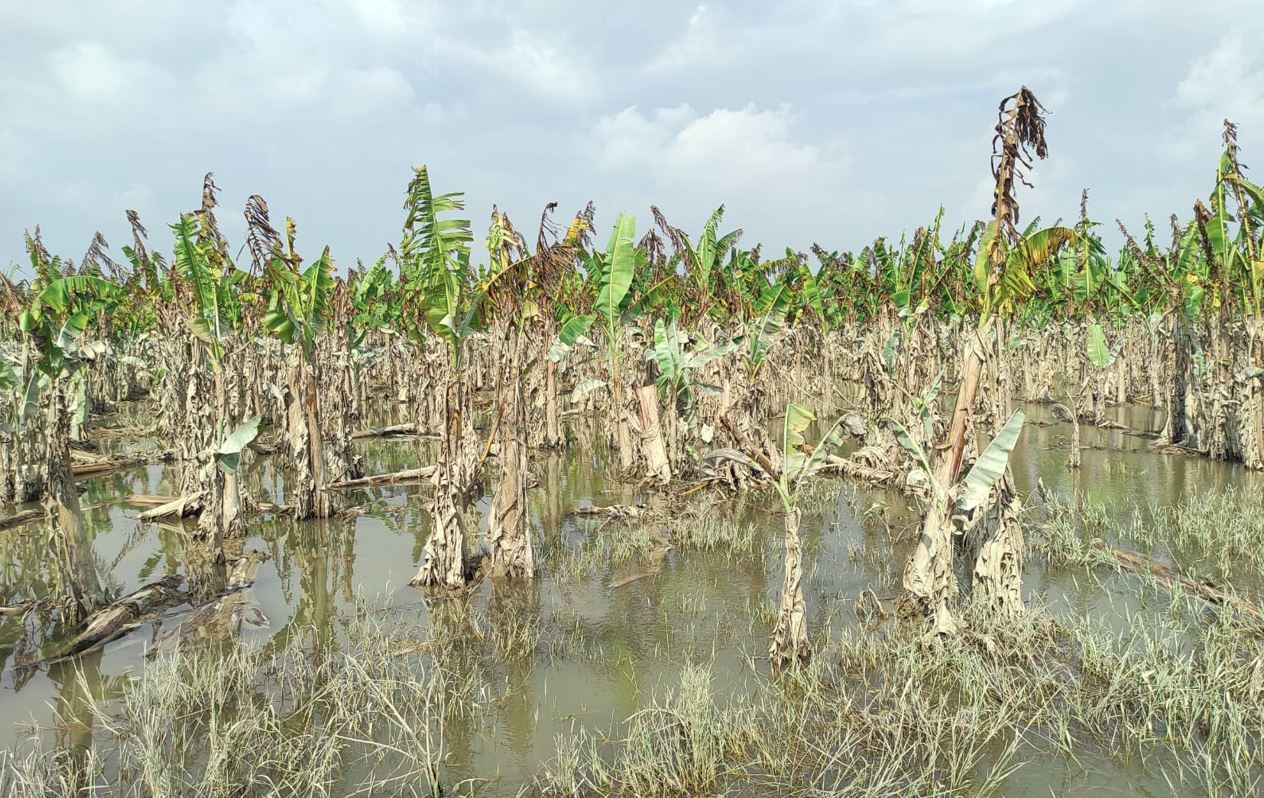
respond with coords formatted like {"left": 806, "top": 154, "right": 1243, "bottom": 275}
{"left": 533, "top": 593, "right": 1264, "bottom": 797}
{"left": 5, "top": 586, "right": 1262, "bottom": 796}
{"left": 1037, "top": 486, "right": 1264, "bottom": 587}
{"left": 0, "top": 611, "right": 491, "bottom": 797}
{"left": 5, "top": 488, "right": 1264, "bottom": 796}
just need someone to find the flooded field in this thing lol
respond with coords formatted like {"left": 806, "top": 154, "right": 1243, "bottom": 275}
{"left": 5, "top": 98, "right": 1264, "bottom": 796}
{"left": 2, "top": 401, "right": 1261, "bottom": 797}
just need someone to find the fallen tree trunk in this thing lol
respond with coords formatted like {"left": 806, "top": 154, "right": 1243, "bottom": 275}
{"left": 571, "top": 504, "right": 645, "bottom": 519}
{"left": 70, "top": 448, "right": 174, "bottom": 479}
{"left": 1091, "top": 539, "right": 1264, "bottom": 620}
{"left": 128, "top": 493, "right": 290, "bottom": 517}
{"left": 351, "top": 423, "right": 437, "bottom": 440}
{"left": 0, "top": 509, "right": 42, "bottom": 531}
{"left": 43, "top": 575, "right": 187, "bottom": 662}
{"left": 136, "top": 492, "right": 205, "bottom": 521}
{"left": 324, "top": 466, "right": 436, "bottom": 490}
{"left": 150, "top": 551, "right": 270, "bottom": 655}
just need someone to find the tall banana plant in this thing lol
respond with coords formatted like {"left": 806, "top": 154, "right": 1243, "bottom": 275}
{"left": 171, "top": 213, "right": 244, "bottom": 362}
{"left": 257, "top": 224, "right": 354, "bottom": 520}
{"left": 546, "top": 214, "right": 639, "bottom": 466}
{"left": 741, "top": 279, "right": 791, "bottom": 379}
{"left": 905, "top": 86, "right": 1072, "bottom": 633}
{"left": 404, "top": 167, "right": 482, "bottom": 590}
{"left": 15, "top": 274, "right": 123, "bottom": 616}
{"left": 482, "top": 208, "right": 540, "bottom": 578}
{"left": 261, "top": 239, "right": 335, "bottom": 360}
{"left": 679, "top": 205, "right": 742, "bottom": 314}
{"left": 168, "top": 209, "right": 259, "bottom": 560}
{"left": 399, "top": 165, "right": 475, "bottom": 367}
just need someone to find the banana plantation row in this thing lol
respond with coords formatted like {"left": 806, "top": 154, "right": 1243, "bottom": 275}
{"left": 2, "top": 88, "right": 1262, "bottom": 668}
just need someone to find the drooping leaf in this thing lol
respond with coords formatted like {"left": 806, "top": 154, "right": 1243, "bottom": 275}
{"left": 569, "top": 378, "right": 607, "bottom": 403}
{"left": 881, "top": 331, "right": 901, "bottom": 373}
{"left": 652, "top": 319, "right": 684, "bottom": 386}
{"left": 686, "top": 337, "right": 740, "bottom": 371}
{"left": 548, "top": 314, "right": 596, "bottom": 362}
{"left": 973, "top": 221, "right": 1000, "bottom": 296}
{"left": 1085, "top": 323, "right": 1114, "bottom": 369}
{"left": 957, "top": 410, "right": 1025, "bottom": 512}
{"left": 18, "top": 372, "right": 47, "bottom": 424}
{"left": 54, "top": 312, "right": 92, "bottom": 355}
{"left": 748, "top": 281, "right": 789, "bottom": 374}
{"left": 782, "top": 403, "right": 815, "bottom": 483}
{"left": 34, "top": 275, "right": 123, "bottom": 315}
{"left": 700, "top": 447, "right": 765, "bottom": 477}
{"left": 887, "top": 416, "right": 939, "bottom": 501}
{"left": 215, "top": 415, "right": 262, "bottom": 475}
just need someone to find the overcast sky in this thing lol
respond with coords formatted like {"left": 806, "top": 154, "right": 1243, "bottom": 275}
{"left": 2, "top": 0, "right": 1262, "bottom": 275}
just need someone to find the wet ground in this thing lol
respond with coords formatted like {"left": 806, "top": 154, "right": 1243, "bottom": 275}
{"left": 1, "top": 399, "right": 1261, "bottom": 795}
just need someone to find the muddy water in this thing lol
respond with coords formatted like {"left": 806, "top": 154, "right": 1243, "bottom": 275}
{"left": 1, "top": 402, "right": 1262, "bottom": 795}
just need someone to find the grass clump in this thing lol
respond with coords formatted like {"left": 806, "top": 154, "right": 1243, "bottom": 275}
{"left": 533, "top": 595, "right": 1264, "bottom": 797}
{"left": 1, "top": 612, "right": 490, "bottom": 797}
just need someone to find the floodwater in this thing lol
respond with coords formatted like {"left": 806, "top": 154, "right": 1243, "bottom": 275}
{"left": 1, "top": 400, "right": 1261, "bottom": 796}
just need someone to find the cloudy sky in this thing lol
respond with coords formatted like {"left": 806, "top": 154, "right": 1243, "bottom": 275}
{"left": 1, "top": 0, "right": 1261, "bottom": 274}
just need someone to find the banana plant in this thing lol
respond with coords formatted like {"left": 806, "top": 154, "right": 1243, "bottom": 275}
{"left": 1224, "top": 171, "right": 1264, "bottom": 316}
{"left": 702, "top": 403, "right": 842, "bottom": 670}
{"left": 678, "top": 204, "right": 742, "bottom": 312}
{"left": 260, "top": 239, "right": 335, "bottom": 359}
{"left": 546, "top": 212, "right": 637, "bottom": 395}
{"left": 740, "top": 279, "right": 791, "bottom": 378}
{"left": 399, "top": 165, "right": 476, "bottom": 366}
{"left": 16, "top": 275, "right": 124, "bottom": 428}
{"left": 171, "top": 213, "right": 246, "bottom": 361}
{"left": 349, "top": 256, "right": 399, "bottom": 346}
{"left": 649, "top": 319, "right": 739, "bottom": 411}
{"left": 889, "top": 409, "right": 1026, "bottom": 514}
{"left": 974, "top": 221, "right": 1079, "bottom": 322}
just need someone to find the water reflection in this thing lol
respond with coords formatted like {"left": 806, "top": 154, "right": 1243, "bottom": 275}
{"left": 0, "top": 409, "right": 1260, "bottom": 796}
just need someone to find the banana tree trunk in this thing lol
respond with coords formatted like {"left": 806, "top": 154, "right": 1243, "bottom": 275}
{"left": 769, "top": 507, "right": 810, "bottom": 672}
{"left": 45, "top": 383, "right": 107, "bottom": 620}
{"left": 902, "top": 326, "right": 986, "bottom": 633}
{"left": 544, "top": 359, "right": 561, "bottom": 448}
{"left": 614, "top": 379, "right": 636, "bottom": 472}
{"left": 192, "top": 363, "right": 241, "bottom": 563}
{"left": 1066, "top": 403, "right": 1082, "bottom": 469}
{"left": 489, "top": 325, "right": 534, "bottom": 579}
{"left": 636, "top": 384, "right": 671, "bottom": 484}
{"left": 412, "top": 372, "right": 470, "bottom": 589}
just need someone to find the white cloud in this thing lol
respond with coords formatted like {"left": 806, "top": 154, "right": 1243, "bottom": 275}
{"left": 352, "top": 0, "right": 432, "bottom": 39}
{"left": 1, "top": 0, "right": 1260, "bottom": 272}
{"left": 49, "top": 42, "right": 159, "bottom": 102}
{"left": 649, "top": 5, "right": 717, "bottom": 71}
{"left": 597, "top": 104, "right": 847, "bottom": 189}
{"left": 480, "top": 30, "right": 594, "bottom": 101}
{"left": 1171, "top": 31, "right": 1264, "bottom": 158}
{"left": 593, "top": 103, "right": 876, "bottom": 250}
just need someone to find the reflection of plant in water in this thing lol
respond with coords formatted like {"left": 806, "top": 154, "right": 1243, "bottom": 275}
{"left": 3, "top": 612, "right": 497, "bottom": 797}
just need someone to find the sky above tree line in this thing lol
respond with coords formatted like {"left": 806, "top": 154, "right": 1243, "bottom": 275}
{"left": 1, "top": 0, "right": 1261, "bottom": 274}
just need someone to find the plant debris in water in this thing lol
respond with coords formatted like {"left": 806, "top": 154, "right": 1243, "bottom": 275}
{"left": 2, "top": 90, "right": 1264, "bottom": 797}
